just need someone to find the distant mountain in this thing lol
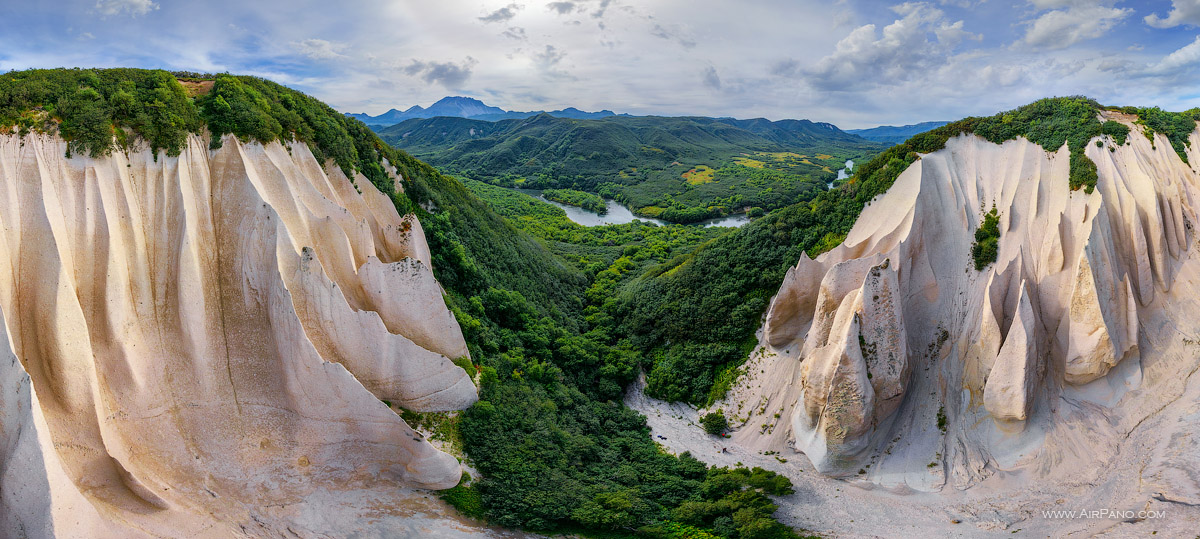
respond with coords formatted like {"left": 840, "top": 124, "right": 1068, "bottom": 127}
{"left": 377, "top": 113, "right": 884, "bottom": 223}
{"left": 346, "top": 96, "right": 622, "bottom": 126}
{"left": 846, "top": 121, "right": 950, "bottom": 145}
{"left": 378, "top": 114, "right": 874, "bottom": 162}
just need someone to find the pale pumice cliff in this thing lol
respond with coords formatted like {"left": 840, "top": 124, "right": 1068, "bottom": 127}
{"left": 721, "top": 111, "right": 1200, "bottom": 507}
{"left": 0, "top": 132, "right": 480, "bottom": 537}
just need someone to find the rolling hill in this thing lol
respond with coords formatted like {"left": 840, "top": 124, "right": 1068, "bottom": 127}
{"left": 378, "top": 113, "right": 885, "bottom": 223}
{"left": 846, "top": 120, "right": 949, "bottom": 144}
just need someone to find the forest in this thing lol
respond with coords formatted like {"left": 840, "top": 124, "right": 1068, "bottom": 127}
{"left": 376, "top": 113, "right": 883, "bottom": 224}
{"left": 544, "top": 187, "right": 608, "bottom": 214}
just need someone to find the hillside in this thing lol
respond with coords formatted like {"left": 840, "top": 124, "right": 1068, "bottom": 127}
{"left": 378, "top": 113, "right": 884, "bottom": 223}
{"left": 0, "top": 68, "right": 806, "bottom": 539}
{"left": 846, "top": 120, "right": 949, "bottom": 144}
{"left": 648, "top": 97, "right": 1200, "bottom": 537}
{"left": 0, "top": 69, "right": 483, "bottom": 537}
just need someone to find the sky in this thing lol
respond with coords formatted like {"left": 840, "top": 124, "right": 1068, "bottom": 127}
{"left": 3, "top": 0, "right": 1200, "bottom": 128}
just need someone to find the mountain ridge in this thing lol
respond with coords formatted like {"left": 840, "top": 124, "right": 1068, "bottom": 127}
{"left": 847, "top": 120, "right": 950, "bottom": 144}
{"left": 346, "top": 95, "right": 623, "bottom": 125}
{"left": 377, "top": 113, "right": 884, "bottom": 223}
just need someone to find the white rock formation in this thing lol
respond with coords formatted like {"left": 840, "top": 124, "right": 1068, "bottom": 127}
{"left": 724, "top": 113, "right": 1200, "bottom": 493}
{"left": 981, "top": 281, "right": 1038, "bottom": 423}
{"left": 0, "top": 133, "right": 478, "bottom": 537}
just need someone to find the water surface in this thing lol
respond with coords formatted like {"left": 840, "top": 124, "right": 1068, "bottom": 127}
{"left": 831, "top": 159, "right": 855, "bottom": 188}
{"left": 517, "top": 189, "right": 672, "bottom": 226}
{"left": 516, "top": 189, "right": 751, "bottom": 228}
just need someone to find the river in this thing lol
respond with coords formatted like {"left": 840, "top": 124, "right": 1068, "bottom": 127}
{"left": 517, "top": 189, "right": 751, "bottom": 228}
{"left": 831, "top": 159, "right": 854, "bottom": 188}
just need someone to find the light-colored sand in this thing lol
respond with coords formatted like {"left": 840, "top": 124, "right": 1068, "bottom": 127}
{"left": 0, "top": 133, "right": 492, "bottom": 537}
{"left": 631, "top": 117, "right": 1200, "bottom": 537}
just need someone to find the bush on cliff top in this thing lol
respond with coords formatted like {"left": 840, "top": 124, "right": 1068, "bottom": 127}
{"left": 0, "top": 68, "right": 402, "bottom": 194}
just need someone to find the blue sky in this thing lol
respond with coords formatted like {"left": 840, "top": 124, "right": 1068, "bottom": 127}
{"left": 2, "top": 0, "right": 1200, "bottom": 128}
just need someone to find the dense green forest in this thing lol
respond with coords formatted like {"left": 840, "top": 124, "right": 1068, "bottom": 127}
{"left": 392, "top": 147, "right": 811, "bottom": 539}
{"left": 544, "top": 187, "right": 608, "bottom": 214}
{"left": 376, "top": 114, "right": 883, "bottom": 224}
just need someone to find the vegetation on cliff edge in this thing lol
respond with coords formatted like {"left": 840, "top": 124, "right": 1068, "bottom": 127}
{"left": 0, "top": 68, "right": 403, "bottom": 195}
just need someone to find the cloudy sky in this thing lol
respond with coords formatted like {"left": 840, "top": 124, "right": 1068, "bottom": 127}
{"left": 2, "top": 0, "right": 1200, "bottom": 128}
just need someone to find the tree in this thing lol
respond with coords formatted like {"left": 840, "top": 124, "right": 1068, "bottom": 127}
{"left": 701, "top": 411, "right": 728, "bottom": 435}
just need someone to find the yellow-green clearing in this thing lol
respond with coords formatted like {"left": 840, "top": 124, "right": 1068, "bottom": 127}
{"left": 682, "top": 165, "right": 716, "bottom": 184}
{"left": 733, "top": 157, "right": 765, "bottom": 168}
{"left": 755, "top": 151, "right": 803, "bottom": 161}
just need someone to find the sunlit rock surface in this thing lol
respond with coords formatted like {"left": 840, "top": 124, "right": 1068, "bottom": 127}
{"left": 723, "top": 112, "right": 1200, "bottom": 512}
{"left": 0, "top": 133, "right": 478, "bottom": 537}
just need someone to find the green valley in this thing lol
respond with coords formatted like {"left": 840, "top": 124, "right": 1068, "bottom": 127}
{"left": 377, "top": 114, "right": 885, "bottom": 224}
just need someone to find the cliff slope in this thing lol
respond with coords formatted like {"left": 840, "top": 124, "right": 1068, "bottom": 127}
{"left": 0, "top": 132, "right": 479, "bottom": 537}
{"left": 710, "top": 110, "right": 1200, "bottom": 534}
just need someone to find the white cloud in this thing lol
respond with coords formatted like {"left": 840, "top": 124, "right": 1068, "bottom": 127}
{"left": 1148, "top": 35, "right": 1200, "bottom": 74}
{"left": 1019, "top": 1, "right": 1131, "bottom": 50}
{"left": 1027, "top": 0, "right": 1079, "bottom": 8}
{"left": 802, "top": 2, "right": 979, "bottom": 91}
{"left": 291, "top": 39, "right": 346, "bottom": 60}
{"left": 533, "top": 44, "right": 566, "bottom": 69}
{"left": 1094, "top": 35, "right": 1200, "bottom": 82}
{"left": 546, "top": 2, "right": 578, "bottom": 15}
{"left": 7, "top": 0, "right": 1199, "bottom": 129}
{"left": 530, "top": 45, "right": 575, "bottom": 80}
{"left": 702, "top": 66, "right": 721, "bottom": 89}
{"left": 480, "top": 3, "right": 523, "bottom": 24}
{"left": 1145, "top": 0, "right": 1200, "bottom": 28}
{"left": 651, "top": 23, "right": 696, "bottom": 49}
{"left": 95, "top": 0, "right": 158, "bottom": 17}
{"left": 502, "top": 26, "right": 527, "bottom": 40}
{"left": 402, "top": 58, "right": 478, "bottom": 89}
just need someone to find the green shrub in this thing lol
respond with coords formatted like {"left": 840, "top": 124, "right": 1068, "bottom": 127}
{"left": 1101, "top": 121, "right": 1129, "bottom": 145}
{"left": 439, "top": 472, "right": 486, "bottom": 520}
{"left": 451, "top": 356, "right": 476, "bottom": 375}
{"left": 643, "top": 521, "right": 723, "bottom": 539}
{"left": 700, "top": 411, "right": 728, "bottom": 435}
{"left": 0, "top": 68, "right": 408, "bottom": 196}
{"left": 1133, "top": 106, "right": 1200, "bottom": 163}
{"left": 971, "top": 206, "right": 1000, "bottom": 271}
{"left": 542, "top": 188, "right": 608, "bottom": 214}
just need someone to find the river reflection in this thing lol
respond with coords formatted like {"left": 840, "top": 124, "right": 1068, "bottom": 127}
{"left": 516, "top": 189, "right": 750, "bottom": 228}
